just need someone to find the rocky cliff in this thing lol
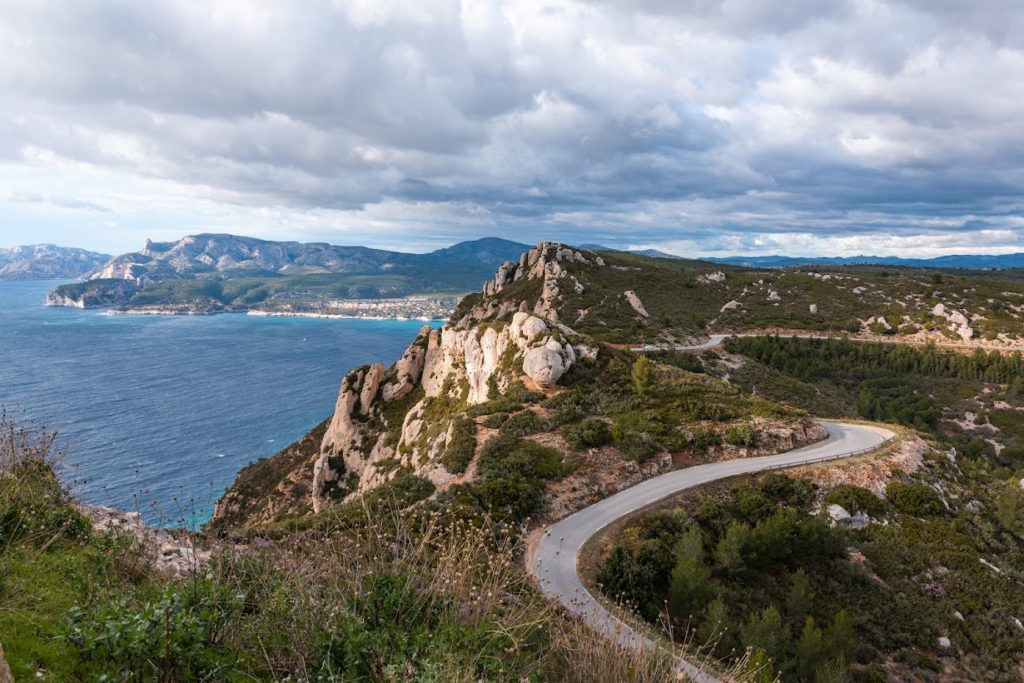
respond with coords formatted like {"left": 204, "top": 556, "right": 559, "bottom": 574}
{"left": 210, "top": 241, "right": 826, "bottom": 533}
{"left": 309, "top": 243, "right": 599, "bottom": 512}
{"left": 211, "top": 243, "right": 605, "bottom": 527}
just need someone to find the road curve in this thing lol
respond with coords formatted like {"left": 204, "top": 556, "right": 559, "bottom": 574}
{"left": 528, "top": 421, "right": 895, "bottom": 682}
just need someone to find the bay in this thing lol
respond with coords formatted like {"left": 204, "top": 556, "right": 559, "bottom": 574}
{"left": 0, "top": 280, "right": 432, "bottom": 526}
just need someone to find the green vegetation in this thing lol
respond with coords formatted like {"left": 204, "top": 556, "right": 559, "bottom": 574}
{"left": 441, "top": 417, "right": 477, "bottom": 474}
{"left": 1, "top": 414, "right": 687, "bottom": 682}
{"left": 725, "top": 336, "right": 1024, "bottom": 462}
{"left": 597, "top": 462, "right": 1024, "bottom": 681}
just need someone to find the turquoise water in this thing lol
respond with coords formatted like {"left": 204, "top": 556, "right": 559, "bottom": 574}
{"left": 0, "top": 280, "right": 433, "bottom": 526}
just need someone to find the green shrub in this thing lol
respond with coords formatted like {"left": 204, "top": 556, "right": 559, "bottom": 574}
{"left": 688, "top": 426, "right": 722, "bottom": 452}
{"left": 472, "top": 475, "right": 545, "bottom": 523}
{"left": 481, "top": 412, "right": 509, "bottom": 429}
{"left": 824, "top": 484, "right": 887, "bottom": 518}
{"left": 725, "top": 423, "right": 759, "bottom": 447}
{"left": 441, "top": 418, "right": 476, "bottom": 474}
{"left": 498, "top": 410, "right": 550, "bottom": 439}
{"left": 885, "top": 482, "right": 945, "bottom": 516}
{"left": 477, "top": 438, "right": 562, "bottom": 481}
{"left": 616, "top": 431, "right": 661, "bottom": 463}
{"left": 563, "top": 418, "right": 612, "bottom": 450}
{"left": 64, "top": 585, "right": 238, "bottom": 680}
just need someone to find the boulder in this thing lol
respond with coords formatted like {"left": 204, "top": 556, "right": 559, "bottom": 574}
{"left": 523, "top": 340, "right": 574, "bottom": 387}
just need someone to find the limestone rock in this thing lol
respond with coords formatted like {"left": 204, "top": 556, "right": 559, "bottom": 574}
{"left": 523, "top": 342, "right": 573, "bottom": 387}
{"left": 382, "top": 328, "right": 429, "bottom": 401}
{"left": 624, "top": 290, "right": 649, "bottom": 317}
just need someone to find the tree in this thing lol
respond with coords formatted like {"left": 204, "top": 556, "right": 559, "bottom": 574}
{"left": 631, "top": 355, "right": 655, "bottom": 396}
{"left": 714, "top": 520, "right": 751, "bottom": 574}
{"left": 996, "top": 480, "right": 1024, "bottom": 537}
{"left": 786, "top": 569, "right": 814, "bottom": 626}
{"left": 796, "top": 616, "right": 826, "bottom": 681}
{"left": 740, "top": 606, "right": 783, "bottom": 664}
{"left": 668, "top": 527, "right": 718, "bottom": 622}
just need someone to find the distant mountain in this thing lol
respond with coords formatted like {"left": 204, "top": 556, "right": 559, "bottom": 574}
{"left": 704, "top": 253, "right": 1024, "bottom": 270}
{"left": 0, "top": 244, "right": 111, "bottom": 281}
{"left": 578, "top": 244, "right": 1024, "bottom": 270}
{"left": 47, "top": 234, "right": 531, "bottom": 311}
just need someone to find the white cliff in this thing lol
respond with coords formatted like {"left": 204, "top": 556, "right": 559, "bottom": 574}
{"left": 311, "top": 243, "right": 592, "bottom": 512}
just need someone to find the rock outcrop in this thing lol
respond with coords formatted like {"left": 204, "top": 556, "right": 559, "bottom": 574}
{"left": 308, "top": 244, "right": 592, "bottom": 512}
{"left": 623, "top": 290, "right": 649, "bottom": 317}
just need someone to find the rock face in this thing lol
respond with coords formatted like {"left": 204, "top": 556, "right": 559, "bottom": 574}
{"left": 308, "top": 244, "right": 591, "bottom": 512}
{"left": 46, "top": 279, "right": 140, "bottom": 308}
{"left": 470, "top": 242, "right": 601, "bottom": 323}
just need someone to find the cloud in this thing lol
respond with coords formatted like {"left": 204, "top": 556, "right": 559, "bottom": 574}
{"left": 0, "top": 0, "right": 1021, "bottom": 256}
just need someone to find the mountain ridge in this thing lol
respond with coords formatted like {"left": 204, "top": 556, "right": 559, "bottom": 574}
{"left": 0, "top": 244, "right": 111, "bottom": 281}
{"left": 46, "top": 234, "right": 532, "bottom": 312}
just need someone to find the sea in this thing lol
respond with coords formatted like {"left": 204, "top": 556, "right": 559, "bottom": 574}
{"left": 0, "top": 280, "right": 435, "bottom": 527}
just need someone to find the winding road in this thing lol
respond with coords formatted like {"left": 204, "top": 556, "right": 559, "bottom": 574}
{"left": 528, "top": 421, "right": 895, "bottom": 682}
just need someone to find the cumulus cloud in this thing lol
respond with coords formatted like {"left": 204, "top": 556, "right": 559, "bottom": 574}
{"left": 0, "top": 0, "right": 1021, "bottom": 255}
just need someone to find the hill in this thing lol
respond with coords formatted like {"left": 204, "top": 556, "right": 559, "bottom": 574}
{"left": 8, "top": 242, "right": 1024, "bottom": 681}
{"left": 0, "top": 244, "right": 110, "bottom": 281}
{"left": 45, "top": 234, "right": 530, "bottom": 312}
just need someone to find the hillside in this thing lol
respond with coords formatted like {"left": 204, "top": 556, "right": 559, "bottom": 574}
{"left": 46, "top": 234, "right": 530, "bottom": 312}
{"left": 7, "top": 242, "right": 1024, "bottom": 681}
{"left": 0, "top": 244, "right": 110, "bottom": 281}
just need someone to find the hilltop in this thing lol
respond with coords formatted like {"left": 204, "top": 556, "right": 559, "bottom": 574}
{"left": 0, "top": 244, "right": 110, "bottom": 281}
{"left": 45, "top": 234, "right": 530, "bottom": 313}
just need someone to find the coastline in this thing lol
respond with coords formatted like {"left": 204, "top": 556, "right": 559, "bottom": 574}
{"left": 101, "top": 306, "right": 448, "bottom": 322}
{"left": 246, "top": 310, "right": 447, "bottom": 322}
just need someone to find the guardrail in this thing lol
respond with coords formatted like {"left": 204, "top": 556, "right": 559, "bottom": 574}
{"left": 759, "top": 434, "right": 896, "bottom": 472}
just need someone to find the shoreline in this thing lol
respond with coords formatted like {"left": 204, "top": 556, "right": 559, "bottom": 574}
{"left": 102, "top": 307, "right": 448, "bottom": 322}
{"left": 246, "top": 310, "right": 447, "bottom": 322}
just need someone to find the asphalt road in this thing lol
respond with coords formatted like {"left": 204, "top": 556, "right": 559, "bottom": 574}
{"left": 528, "top": 421, "right": 895, "bottom": 682}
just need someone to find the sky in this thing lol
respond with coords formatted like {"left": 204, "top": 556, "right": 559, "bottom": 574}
{"left": 1, "top": 1, "right": 1023, "bottom": 257}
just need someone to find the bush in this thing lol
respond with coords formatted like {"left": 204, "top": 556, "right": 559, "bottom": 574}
{"left": 498, "top": 411, "right": 550, "bottom": 439}
{"left": 477, "top": 438, "right": 562, "bottom": 481}
{"left": 688, "top": 426, "right": 722, "bottom": 452}
{"left": 481, "top": 413, "right": 509, "bottom": 429}
{"left": 885, "top": 482, "right": 945, "bottom": 516}
{"left": 825, "top": 484, "right": 887, "bottom": 518}
{"left": 725, "top": 423, "right": 759, "bottom": 447}
{"left": 441, "top": 418, "right": 476, "bottom": 474}
{"left": 616, "top": 431, "right": 661, "bottom": 463}
{"left": 65, "top": 585, "right": 238, "bottom": 680}
{"left": 472, "top": 475, "right": 545, "bottom": 522}
{"left": 563, "top": 419, "right": 612, "bottom": 450}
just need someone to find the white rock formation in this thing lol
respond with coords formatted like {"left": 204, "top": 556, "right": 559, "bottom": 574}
{"left": 623, "top": 290, "right": 649, "bottom": 317}
{"left": 698, "top": 271, "right": 726, "bottom": 284}
{"left": 312, "top": 248, "right": 586, "bottom": 511}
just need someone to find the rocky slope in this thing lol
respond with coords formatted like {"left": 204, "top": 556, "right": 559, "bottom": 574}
{"left": 210, "top": 243, "right": 818, "bottom": 533}
{"left": 0, "top": 244, "right": 110, "bottom": 281}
